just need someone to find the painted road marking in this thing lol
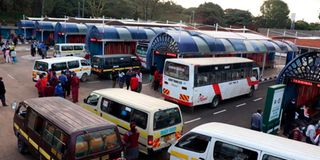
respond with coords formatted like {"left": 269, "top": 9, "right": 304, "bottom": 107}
{"left": 184, "top": 117, "right": 201, "bottom": 124}
{"left": 213, "top": 109, "right": 226, "bottom": 115}
{"left": 87, "top": 81, "right": 101, "bottom": 84}
{"left": 236, "top": 103, "right": 247, "bottom": 108}
{"left": 253, "top": 98, "right": 263, "bottom": 102}
{"left": 7, "top": 74, "right": 15, "bottom": 79}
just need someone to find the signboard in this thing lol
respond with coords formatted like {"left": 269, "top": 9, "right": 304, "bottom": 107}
{"left": 269, "top": 88, "right": 285, "bottom": 121}
{"left": 262, "top": 84, "right": 286, "bottom": 134}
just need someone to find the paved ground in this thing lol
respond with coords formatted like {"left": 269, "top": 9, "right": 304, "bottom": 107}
{"left": 0, "top": 45, "right": 283, "bottom": 160}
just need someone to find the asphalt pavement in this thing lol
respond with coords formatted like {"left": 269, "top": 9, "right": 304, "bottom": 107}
{"left": 0, "top": 45, "right": 277, "bottom": 160}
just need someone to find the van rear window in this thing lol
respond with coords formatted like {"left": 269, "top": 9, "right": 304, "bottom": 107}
{"left": 154, "top": 108, "right": 181, "bottom": 130}
{"left": 75, "top": 128, "right": 120, "bottom": 158}
{"left": 34, "top": 61, "right": 48, "bottom": 71}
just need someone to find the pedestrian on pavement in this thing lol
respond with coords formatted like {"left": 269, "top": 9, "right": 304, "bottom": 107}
{"left": 4, "top": 47, "right": 11, "bottom": 63}
{"left": 37, "top": 41, "right": 43, "bottom": 57}
{"left": 306, "top": 119, "right": 318, "bottom": 145}
{"left": 118, "top": 70, "right": 125, "bottom": 88}
{"left": 71, "top": 72, "right": 80, "bottom": 103}
{"left": 59, "top": 71, "right": 68, "bottom": 97}
{"left": 251, "top": 108, "right": 263, "bottom": 131}
{"left": 111, "top": 69, "right": 118, "bottom": 88}
{"left": 149, "top": 63, "right": 157, "bottom": 82}
{"left": 289, "top": 123, "right": 304, "bottom": 141}
{"left": 65, "top": 69, "right": 72, "bottom": 97}
{"left": 125, "top": 69, "right": 134, "bottom": 90}
{"left": 123, "top": 122, "right": 140, "bottom": 160}
{"left": 41, "top": 42, "right": 48, "bottom": 59}
{"left": 44, "top": 82, "right": 54, "bottom": 97}
{"left": 54, "top": 82, "right": 64, "bottom": 98}
{"left": 283, "top": 98, "right": 297, "bottom": 137}
{"left": 31, "top": 41, "right": 36, "bottom": 57}
{"left": 130, "top": 76, "right": 139, "bottom": 92}
{"left": 153, "top": 69, "right": 160, "bottom": 91}
{"left": 136, "top": 70, "right": 143, "bottom": 93}
{"left": 35, "top": 74, "right": 45, "bottom": 97}
{"left": 10, "top": 49, "right": 17, "bottom": 64}
{"left": 0, "top": 77, "right": 8, "bottom": 106}
{"left": 49, "top": 71, "right": 59, "bottom": 88}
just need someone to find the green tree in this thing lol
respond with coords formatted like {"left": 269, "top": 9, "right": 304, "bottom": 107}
{"left": 196, "top": 2, "right": 224, "bottom": 25}
{"left": 224, "top": 9, "right": 253, "bottom": 27}
{"left": 295, "top": 20, "right": 309, "bottom": 30}
{"left": 260, "top": 0, "right": 290, "bottom": 28}
{"left": 87, "top": 0, "right": 108, "bottom": 17}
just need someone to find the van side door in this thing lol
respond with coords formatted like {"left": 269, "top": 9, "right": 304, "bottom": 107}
{"left": 260, "top": 152, "right": 289, "bottom": 160}
{"left": 67, "top": 60, "right": 81, "bottom": 77}
{"left": 26, "top": 109, "right": 46, "bottom": 158}
{"left": 80, "top": 59, "right": 91, "bottom": 75}
{"left": 169, "top": 132, "right": 211, "bottom": 160}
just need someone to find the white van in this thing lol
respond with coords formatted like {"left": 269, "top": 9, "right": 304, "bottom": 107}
{"left": 32, "top": 57, "right": 91, "bottom": 82}
{"left": 53, "top": 43, "right": 87, "bottom": 57}
{"left": 168, "top": 122, "right": 320, "bottom": 160}
{"left": 82, "top": 88, "right": 184, "bottom": 155}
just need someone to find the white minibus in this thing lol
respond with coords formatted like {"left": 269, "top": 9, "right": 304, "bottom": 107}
{"left": 162, "top": 57, "right": 260, "bottom": 108}
{"left": 82, "top": 88, "right": 183, "bottom": 155}
{"left": 53, "top": 43, "right": 87, "bottom": 57}
{"left": 32, "top": 57, "right": 91, "bottom": 82}
{"left": 169, "top": 122, "right": 320, "bottom": 160}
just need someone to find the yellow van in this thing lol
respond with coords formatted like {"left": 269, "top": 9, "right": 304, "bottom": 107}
{"left": 32, "top": 56, "right": 91, "bottom": 82}
{"left": 82, "top": 88, "right": 184, "bottom": 155}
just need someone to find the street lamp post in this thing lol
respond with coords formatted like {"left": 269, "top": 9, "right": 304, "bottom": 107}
{"left": 82, "top": 0, "right": 85, "bottom": 18}
{"left": 41, "top": 0, "right": 45, "bottom": 16}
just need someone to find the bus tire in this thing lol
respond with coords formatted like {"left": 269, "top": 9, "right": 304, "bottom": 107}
{"left": 81, "top": 73, "right": 88, "bottom": 82}
{"left": 18, "top": 135, "right": 28, "bottom": 154}
{"left": 247, "top": 86, "right": 255, "bottom": 97}
{"left": 210, "top": 96, "right": 220, "bottom": 108}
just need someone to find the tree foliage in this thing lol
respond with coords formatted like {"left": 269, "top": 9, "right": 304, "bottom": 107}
{"left": 224, "top": 9, "right": 253, "bottom": 27}
{"left": 195, "top": 2, "right": 224, "bottom": 25}
{"left": 260, "top": 0, "right": 290, "bottom": 28}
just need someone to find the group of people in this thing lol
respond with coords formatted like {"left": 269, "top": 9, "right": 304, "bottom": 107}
{"left": 111, "top": 69, "right": 143, "bottom": 93}
{"left": 35, "top": 69, "right": 80, "bottom": 103}
{"left": 0, "top": 40, "right": 17, "bottom": 64}
{"left": 30, "top": 41, "right": 48, "bottom": 59}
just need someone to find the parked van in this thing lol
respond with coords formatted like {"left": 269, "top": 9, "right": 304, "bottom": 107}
{"left": 168, "top": 122, "right": 320, "bottom": 160}
{"left": 82, "top": 88, "right": 183, "bottom": 155}
{"left": 32, "top": 56, "right": 91, "bottom": 82}
{"left": 91, "top": 54, "right": 141, "bottom": 78}
{"left": 13, "top": 97, "right": 123, "bottom": 160}
{"left": 53, "top": 43, "right": 87, "bottom": 57}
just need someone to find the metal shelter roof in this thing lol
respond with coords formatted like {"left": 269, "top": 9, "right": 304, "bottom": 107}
{"left": 54, "top": 22, "right": 88, "bottom": 34}
{"left": 35, "top": 21, "right": 57, "bottom": 31}
{"left": 17, "top": 20, "right": 36, "bottom": 29}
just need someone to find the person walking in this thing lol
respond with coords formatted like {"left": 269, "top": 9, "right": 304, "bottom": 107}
{"left": 31, "top": 41, "right": 36, "bottom": 57}
{"left": 136, "top": 70, "right": 143, "bottom": 93}
{"left": 65, "top": 69, "right": 72, "bottom": 97}
{"left": 0, "top": 77, "right": 8, "bottom": 106}
{"left": 130, "top": 76, "right": 139, "bottom": 92}
{"left": 118, "top": 70, "right": 125, "bottom": 88}
{"left": 111, "top": 69, "right": 118, "bottom": 88}
{"left": 4, "top": 47, "right": 11, "bottom": 63}
{"left": 153, "top": 69, "right": 160, "bottom": 91}
{"left": 59, "top": 71, "right": 68, "bottom": 97}
{"left": 10, "top": 49, "right": 17, "bottom": 64}
{"left": 35, "top": 74, "right": 46, "bottom": 97}
{"left": 283, "top": 98, "right": 297, "bottom": 137}
{"left": 125, "top": 69, "right": 134, "bottom": 90}
{"left": 251, "top": 108, "right": 263, "bottom": 131}
{"left": 44, "top": 82, "right": 54, "bottom": 97}
{"left": 149, "top": 63, "right": 157, "bottom": 82}
{"left": 123, "top": 122, "right": 140, "bottom": 160}
{"left": 71, "top": 72, "right": 80, "bottom": 103}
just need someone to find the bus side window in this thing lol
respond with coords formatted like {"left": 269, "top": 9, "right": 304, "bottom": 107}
{"left": 16, "top": 103, "right": 27, "bottom": 118}
{"left": 68, "top": 60, "right": 80, "bottom": 69}
{"left": 27, "top": 110, "right": 45, "bottom": 135}
{"left": 262, "top": 154, "right": 286, "bottom": 160}
{"left": 213, "top": 141, "right": 258, "bottom": 160}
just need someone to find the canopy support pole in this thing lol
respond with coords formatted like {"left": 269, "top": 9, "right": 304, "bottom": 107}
{"left": 261, "top": 52, "right": 267, "bottom": 79}
{"left": 41, "top": 30, "right": 44, "bottom": 42}
{"left": 102, "top": 41, "right": 105, "bottom": 55}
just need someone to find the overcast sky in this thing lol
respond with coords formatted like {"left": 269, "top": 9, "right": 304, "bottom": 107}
{"left": 173, "top": 0, "right": 320, "bottom": 23}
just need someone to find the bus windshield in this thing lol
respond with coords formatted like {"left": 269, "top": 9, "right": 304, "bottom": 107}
{"left": 75, "top": 128, "right": 120, "bottom": 159}
{"left": 164, "top": 62, "right": 189, "bottom": 81}
{"left": 34, "top": 61, "right": 48, "bottom": 71}
{"left": 153, "top": 108, "right": 181, "bottom": 130}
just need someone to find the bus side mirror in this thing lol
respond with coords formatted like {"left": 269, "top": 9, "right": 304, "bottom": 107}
{"left": 83, "top": 98, "right": 88, "bottom": 104}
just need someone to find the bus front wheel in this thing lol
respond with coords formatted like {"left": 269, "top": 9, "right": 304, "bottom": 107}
{"left": 210, "top": 96, "right": 220, "bottom": 108}
{"left": 81, "top": 73, "right": 88, "bottom": 82}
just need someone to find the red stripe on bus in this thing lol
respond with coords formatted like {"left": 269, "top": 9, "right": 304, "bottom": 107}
{"left": 246, "top": 77, "right": 259, "bottom": 86}
{"left": 162, "top": 94, "right": 193, "bottom": 107}
{"left": 212, "top": 84, "right": 221, "bottom": 97}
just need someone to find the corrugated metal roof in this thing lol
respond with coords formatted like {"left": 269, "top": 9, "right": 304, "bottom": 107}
{"left": 92, "top": 89, "right": 179, "bottom": 113}
{"left": 17, "top": 20, "right": 36, "bottom": 28}
{"left": 35, "top": 21, "right": 57, "bottom": 31}
{"left": 24, "top": 97, "right": 113, "bottom": 134}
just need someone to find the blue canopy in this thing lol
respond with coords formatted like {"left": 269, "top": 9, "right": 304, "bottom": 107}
{"left": 35, "top": 21, "right": 56, "bottom": 31}
{"left": 17, "top": 20, "right": 36, "bottom": 28}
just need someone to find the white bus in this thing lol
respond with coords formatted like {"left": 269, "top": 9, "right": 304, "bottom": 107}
{"left": 53, "top": 43, "right": 87, "bottom": 57}
{"left": 162, "top": 57, "right": 260, "bottom": 108}
{"left": 168, "top": 122, "right": 320, "bottom": 160}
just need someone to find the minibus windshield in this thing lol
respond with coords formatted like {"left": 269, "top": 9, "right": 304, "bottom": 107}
{"left": 154, "top": 108, "right": 181, "bottom": 130}
{"left": 75, "top": 128, "right": 120, "bottom": 159}
{"left": 34, "top": 61, "right": 48, "bottom": 71}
